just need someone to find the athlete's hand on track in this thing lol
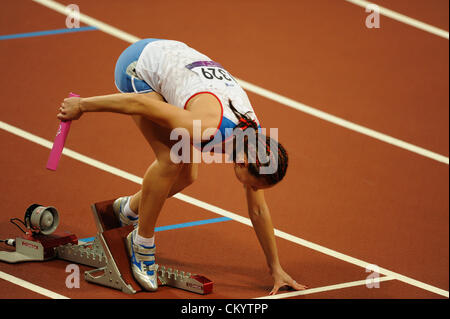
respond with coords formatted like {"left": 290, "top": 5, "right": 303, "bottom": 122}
{"left": 57, "top": 97, "right": 83, "bottom": 121}
{"left": 269, "top": 267, "right": 308, "bottom": 295}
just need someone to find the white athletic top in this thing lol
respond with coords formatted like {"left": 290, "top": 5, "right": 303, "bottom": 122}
{"left": 135, "top": 40, "right": 260, "bottom": 131}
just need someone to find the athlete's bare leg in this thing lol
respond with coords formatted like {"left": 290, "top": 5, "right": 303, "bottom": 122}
{"left": 127, "top": 92, "right": 198, "bottom": 238}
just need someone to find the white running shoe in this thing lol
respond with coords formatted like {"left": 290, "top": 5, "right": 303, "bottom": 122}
{"left": 112, "top": 196, "right": 138, "bottom": 227}
{"left": 125, "top": 228, "right": 158, "bottom": 291}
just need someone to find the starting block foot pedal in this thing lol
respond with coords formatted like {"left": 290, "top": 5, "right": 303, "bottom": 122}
{"left": 82, "top": 199, "right": 213, "bottom": 295}
{"left": 84, "top": 228, "right": 139, "bottom": 294}
{"left": 84, "top": 200, "right": 142, "bottom": 294}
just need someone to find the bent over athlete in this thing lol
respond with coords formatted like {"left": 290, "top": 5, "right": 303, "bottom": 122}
{"left": 57, "top": 39, "right": 307, "bottom": 295}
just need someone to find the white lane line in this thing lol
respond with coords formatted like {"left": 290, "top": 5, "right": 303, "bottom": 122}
{"left": 31, "top": 0, "right": 449, "bottom": 165}
{"left": 0, "top": 271, "right": 70, "bottom": 299}
{"left": 1, "top": 120, "right": 448, "bottom": 298}
{"left": 345, "top": 0, "right": 449, "bottom": 40}
{"left": 255, "top": 276, "right": 395, "bottom": 299}
{"left": 237, "top": 79, "right": 449, "bottom": 165}
{"left": 32, "top": 0, "right": 140, "bottom": 43}
{"left": 271, "top": 228, "right": 449, "bottom": 298}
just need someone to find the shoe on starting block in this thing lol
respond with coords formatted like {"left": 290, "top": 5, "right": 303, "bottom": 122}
{"left": 113, "top": 196, "right": 138, "bottom": 227}
{"left": 125, "top": 228, "right": 158, "bottom": 292}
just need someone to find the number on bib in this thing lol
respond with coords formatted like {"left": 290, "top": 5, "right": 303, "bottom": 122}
{"left": 186, "top": 61, "right": 237, "bottom": 87}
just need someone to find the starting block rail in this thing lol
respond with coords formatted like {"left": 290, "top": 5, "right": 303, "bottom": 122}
{"left": 56, "top": 199, "right": 213, "bottom": 295}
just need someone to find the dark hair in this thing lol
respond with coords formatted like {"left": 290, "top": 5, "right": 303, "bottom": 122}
{"left": 229, "top": 100, "right": 288, "bottom": 186}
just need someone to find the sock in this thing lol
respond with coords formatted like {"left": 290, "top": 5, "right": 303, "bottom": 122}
{"left": 134, "top": 230, "right": 155, "bottom": 247}
{"left": 124, "top": 197, "right": 139, "bottom": 219}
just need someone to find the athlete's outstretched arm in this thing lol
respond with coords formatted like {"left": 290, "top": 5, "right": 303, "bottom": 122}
{"left": 245, "top": 186, "right": 308, "bottom": 295}
{"left": 57, "top": 92, "right": 219, "bottom": 135}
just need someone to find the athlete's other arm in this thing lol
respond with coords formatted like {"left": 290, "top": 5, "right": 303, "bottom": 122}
{"left": 245, "top": 185, "right": 307, "bottom": 295}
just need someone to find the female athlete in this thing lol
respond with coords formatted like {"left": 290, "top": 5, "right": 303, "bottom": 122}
{"left": 57, "top": 39, "right": 307, "bottom": 295}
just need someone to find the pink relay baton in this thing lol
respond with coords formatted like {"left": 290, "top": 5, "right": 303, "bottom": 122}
{"left": 46, "top": 92, "right": 79, "bottom": 171}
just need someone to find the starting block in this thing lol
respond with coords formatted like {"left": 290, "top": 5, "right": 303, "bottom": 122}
{"left": 56, "top": 199, "right": 213, "bottom": 295}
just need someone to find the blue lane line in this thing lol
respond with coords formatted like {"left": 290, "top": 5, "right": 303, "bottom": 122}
{"left": 0, "top": 26, "right": 98, "bottom": 40}
{"left": 79, "top": 217, "right": 232, "bottom": 242}
{"left": 155, "top": 217, "right": 232, "bottom": 232}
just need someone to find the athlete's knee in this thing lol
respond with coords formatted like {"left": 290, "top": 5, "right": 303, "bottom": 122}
{"left": 141, "top": 158, "right": 183, "bottom": 182}
{"left": 158, "top": 158, "right": 185, "bottom": 176}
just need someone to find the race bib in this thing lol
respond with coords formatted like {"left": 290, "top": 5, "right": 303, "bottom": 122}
{"left": 186, "top": 61, "right": 237, "bottom": 87}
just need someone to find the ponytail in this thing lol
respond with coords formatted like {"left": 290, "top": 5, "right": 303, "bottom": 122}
{"left": 229, "top": 100, "right": 288, "bottom": 186}
{"left": 228, "top": 100, "right": 259, "bottom": 131}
